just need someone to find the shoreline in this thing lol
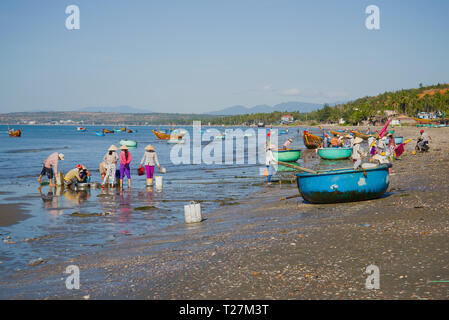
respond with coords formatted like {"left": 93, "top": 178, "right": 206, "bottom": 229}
{"left": 1, "top": 126, "right": 448, "bottom": 299}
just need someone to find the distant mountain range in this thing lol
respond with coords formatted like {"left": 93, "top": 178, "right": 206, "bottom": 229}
{"left": 207, "top": 101, "right": 323, "bottom": 115}
{"left": 75, "top": 105, "right": 153, "bottom": 113}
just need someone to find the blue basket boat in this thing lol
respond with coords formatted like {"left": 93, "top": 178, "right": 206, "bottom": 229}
{"left": 296, "top": 164, "right": 392, "bottom": 204}
{"left": 273, "top": 149, "right": 301, "bottom": 162}
{"left": 394, "top": 136, "right": 403, "bottom": 145}
{"left": 318, "top": 148, "right": 352, "bottom": 160}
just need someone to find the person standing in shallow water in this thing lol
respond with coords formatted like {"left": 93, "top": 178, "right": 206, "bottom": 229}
{"left": 38, "top": 152, "right": 64, "bottom": 187}
{"left": 102, "top": 145, "right": 119, "bottom": 189}
{"left": 119, "top": 145, "right": 132, "bottom": 189}
{"left": 139, "top": 144, "right": 161, "bottom": 186}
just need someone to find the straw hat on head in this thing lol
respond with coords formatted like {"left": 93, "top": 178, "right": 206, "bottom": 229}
{"left": 288, "top": 138, "right": 293, "bottom": 142}
{"left": 58, "top": 153, "right": 65, "bottom": 160}
{"left": 145, "top": 144, "right": 155, "bottom": 151}
{"left": 345, "top": 134, "right": 352, "bottom": 138}
{"left": 119, "top": 145, "right": 128, "bottom": 150}
{"left": 387, "top": 133, "right": 393, "bottom": 137}
{"left": 354, "top": 137, "right": 363, "bottom": 145}
{"left": 108, "top": 144, "right": 118, "bottom": 151}
{"left": 268, "top": 144, "right": 276, "bottom": 150}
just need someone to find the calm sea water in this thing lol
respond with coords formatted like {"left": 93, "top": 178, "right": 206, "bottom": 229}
{"left": 0, "top": 125, "right": 351, "bottom": 278}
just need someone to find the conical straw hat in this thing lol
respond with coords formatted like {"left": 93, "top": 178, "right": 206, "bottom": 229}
{"left": 145, "top": 144, "right": 155, "bottom": 151}
{"left": 119, "top": 145, "right": 129, "bottom": 150}
{"left": 108, "top": 144, "right": 118, "bottom": 151}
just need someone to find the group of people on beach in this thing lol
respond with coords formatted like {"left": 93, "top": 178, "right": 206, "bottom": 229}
{"left": 38, "top": 144, "right": 162, "bottom": 190}
{"left": 264, "top": 128, "right": 433, "bottom": 184}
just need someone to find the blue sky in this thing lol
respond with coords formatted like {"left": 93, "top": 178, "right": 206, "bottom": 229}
{"left": 0, "top": 0, "right": 448, "bottom": 113}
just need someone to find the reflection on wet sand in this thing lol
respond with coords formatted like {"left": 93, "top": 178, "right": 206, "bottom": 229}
{"left": 38, "top": 186, "right": 63, "bottom": 216}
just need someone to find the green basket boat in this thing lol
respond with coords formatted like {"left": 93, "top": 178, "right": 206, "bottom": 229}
{"left": 119, "top": 139, "right": 138, "bottom": 148}
{"left": 273, "top": 149, "right": 301, "bottom": 162}
{"left": 318, "top": 147, "right": 352, "bottom": 160}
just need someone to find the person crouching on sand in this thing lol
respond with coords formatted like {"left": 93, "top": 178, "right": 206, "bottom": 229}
{"left": 102, "top": 145, "right": 119, "bottom": 189}
{"left": 119, "top": 145, "right": 132, "bottom": 189}
{"left": 63, "top": 164, "right": 83, "bottom": 188}
{"left": 139, "top": 144, "right": 161, "bottom": 186}
{"left": 38, "top": 152, "right": 64, "bottom": 187}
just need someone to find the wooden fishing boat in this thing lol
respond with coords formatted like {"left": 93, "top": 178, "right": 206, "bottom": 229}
{"left": 273, "top": 149, "right": 301, "bottom": 162}
{"left": 103, "top": 129, "right": 114, "bottom": 133}
{"left": 96, "top": 131, "right": 105, "bottom": 136}
{"left": 296, "top": 164, "right": 392, "bottom": 204}
{"left": 127, "top": 129, "right": 133, "bottom": 133}
{"left": 279, "top": 130, "right": 287, "bottom": 135}
{"left": 349, "top": 130, "right": 370, "bottom": 140}
{"left": 330, "top": 130, "right": 347, "bottom": 136}
{"left": 303, "top": 131, "right": 323, "bottom": 149}
{"left": 153, "top": 129, "right": 183, "bottom": 140}
{"left": 77, "top": 127, "right": 87, "bottom": 132}
{"left": 412, "top": 117, "right": 449, "bottom": 124}
{"left": 318, "top": 147, "right": 352, "bottom": 160}
{"left": 8, "top": 129, "right": 21, "bottom": 137}
{"left": 119, "top": 139, "right": 137, "bottom": 148}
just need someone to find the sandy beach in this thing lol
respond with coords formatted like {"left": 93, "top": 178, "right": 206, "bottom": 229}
{"left": 1, "top": 125, "right": 448, "bottom": 299}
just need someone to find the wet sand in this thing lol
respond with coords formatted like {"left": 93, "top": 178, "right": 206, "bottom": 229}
{"left": 0, "top": 203, "right": 31, "bottom": 227}
{"left": 1, "top": 126, "right": 449, "bottom": 299}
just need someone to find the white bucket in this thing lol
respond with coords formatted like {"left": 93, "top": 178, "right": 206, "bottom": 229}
{"left": 184, "top": 201, "right": 202, "bottom": 223}
{"left": 155, "top": 176, "right": 163, "bottom": 189}
{"left": 55, "top": 172, "right": 64, "bottom": 186}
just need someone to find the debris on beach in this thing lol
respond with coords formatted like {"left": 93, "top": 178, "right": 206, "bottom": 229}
{"left": 28, "top": 258, "right": 46, "bottom": 266}
{"left": 70, "top": 212, "right": 103, "bottom": 217}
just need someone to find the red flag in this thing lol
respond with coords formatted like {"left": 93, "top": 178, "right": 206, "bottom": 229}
{"left": 379, "top": 118, "right": 392, "bottom": 138}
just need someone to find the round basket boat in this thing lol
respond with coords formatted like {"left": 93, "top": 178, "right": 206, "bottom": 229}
{"left": 272, "top": 149, "right": 301, "bottom": 162}
{"left": 394, "top": 136, "right": 403, "bottom": 145}
{"left": 318, "top": 147, "right": 352, "bottom": 160}
{"left": 119, "top": 139, "right": 138, "bottom": 148}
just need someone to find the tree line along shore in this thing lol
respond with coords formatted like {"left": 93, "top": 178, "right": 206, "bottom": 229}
{"left": 1, "top": 83, "right": 448, "bottom": 127}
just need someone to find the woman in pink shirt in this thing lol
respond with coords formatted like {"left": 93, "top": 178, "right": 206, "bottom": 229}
{"left": 119, "top": 145, "right": 132, "bottom": 189}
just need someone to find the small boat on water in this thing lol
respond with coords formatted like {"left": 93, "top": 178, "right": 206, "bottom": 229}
{"left": 257, "top": 122, "right": 265, "bottom": 128}
{"left": 394, "top": 136, "right": 403, "bottom": 145}
{"left": 296, "top": 163, "right": 392, "bottom": 204}
{"left": 273, "top": 149, "right": 301, "bottom": 162}
{"left": 8, "top": 129, "right": 21, "bottom": 137}
{"left": 114, "top": 129, "right": 123, "bottom": 133}
{"left": 127, "top": 129, "right": 134, "bottom": 133}
{"left": 96, "top": 131, "right": 105, "bottom": 136}
{"left": 303, "top": 131, "right": 323, "bottom": 149}
{"left": 77, "top": 127, "right": 87, "bottom": 132}
{"left": 119, "top": 139, "right": 137, "bottom": 148}
{"left": 279, "top": 130, "right": 288, "bottom": 135}
{"left": 153, "top": 129, "right": 184, "bottom": 140}
{"left": 103, "top": 129, "right": 114, "bottom": 133}
{"left": 318, "top": 147, "right": 352, "bottom": 160}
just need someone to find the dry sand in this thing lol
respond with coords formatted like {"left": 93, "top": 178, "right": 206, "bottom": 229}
{"left": 1, "top": 125, "right": 448, "bottom": 299}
